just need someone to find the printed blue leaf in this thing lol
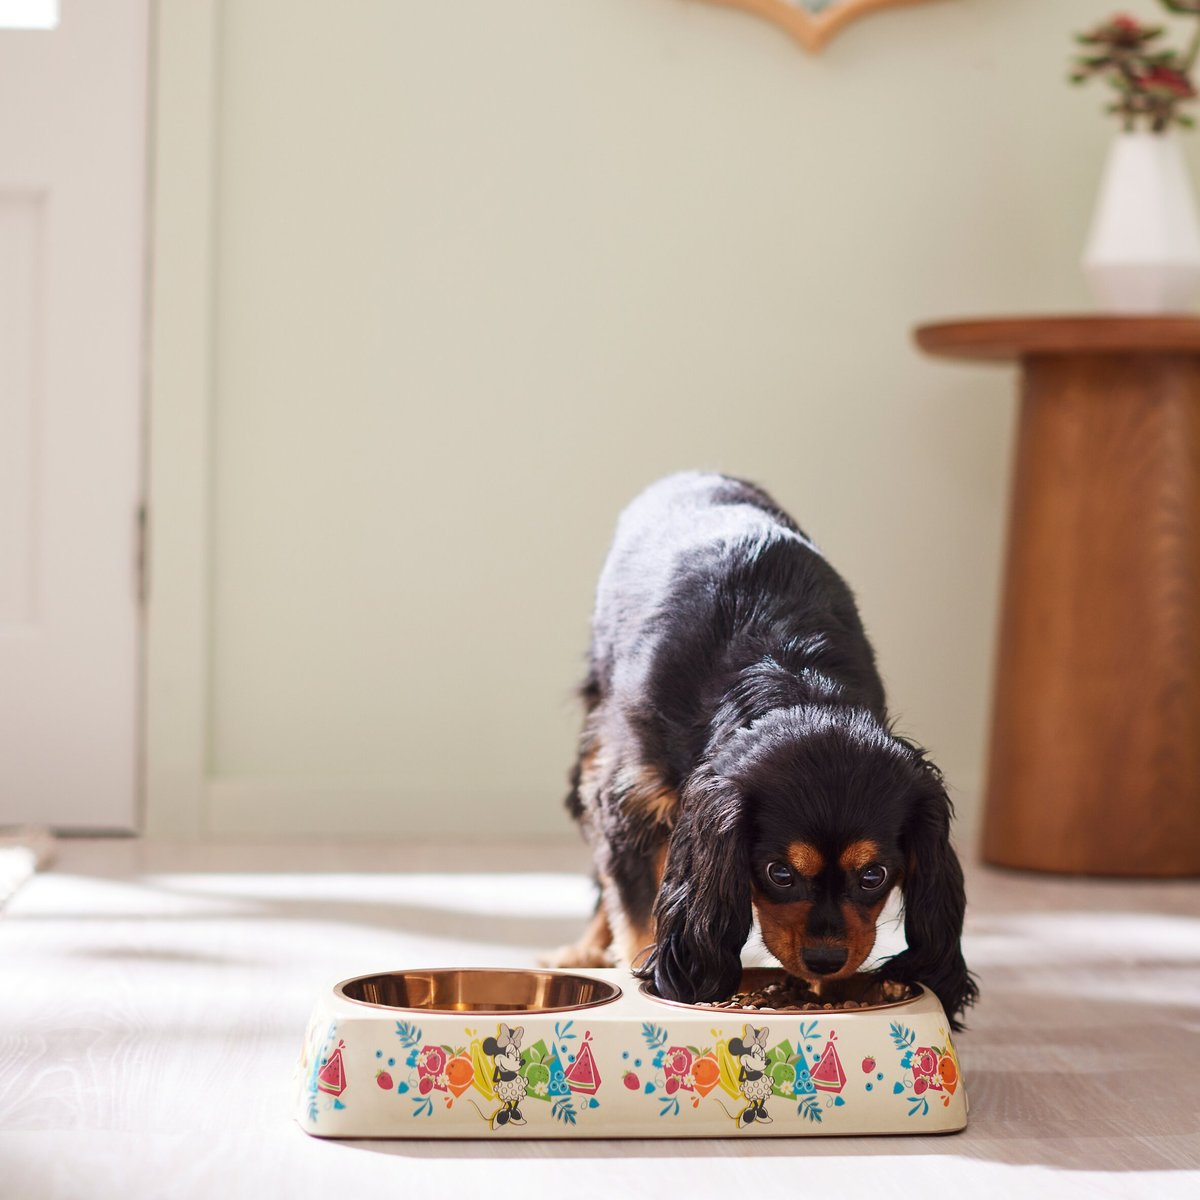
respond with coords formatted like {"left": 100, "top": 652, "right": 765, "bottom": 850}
{"left": 395, "top": 1021, "right": 423, "bottom": 1049}
{"left": 641, "top": 1022, "right": 668, "bottom": 1049}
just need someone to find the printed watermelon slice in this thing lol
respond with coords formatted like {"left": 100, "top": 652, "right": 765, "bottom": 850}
{"left": 563, "top": 1039, "right": 601, "bottom": 1094}
{"left": 318, "top": 1041, "right": 347, "bottom": 1096}
{"left": 810, "top": 1038, "right": 846, "bottom": 1093}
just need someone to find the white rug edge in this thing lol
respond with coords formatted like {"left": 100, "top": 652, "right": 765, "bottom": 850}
{"left": 0, "top": 826, "right": 55, "bottom": 911}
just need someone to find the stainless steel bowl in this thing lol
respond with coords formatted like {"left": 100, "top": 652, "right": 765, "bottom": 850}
{"left": 336, "top": 968, "right": 623, "bottom": 1014}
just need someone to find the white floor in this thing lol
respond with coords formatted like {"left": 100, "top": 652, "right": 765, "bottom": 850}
{"left": 2, "top": 838, "right": 1198, "bottom": 1199}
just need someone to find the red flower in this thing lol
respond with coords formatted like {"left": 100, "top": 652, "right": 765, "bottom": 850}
{"left": 1141, "top": 65, "right": 1197, "bottom": 98}
{"left": 1089, "top": 13, "right": 1155, "bottom": 50}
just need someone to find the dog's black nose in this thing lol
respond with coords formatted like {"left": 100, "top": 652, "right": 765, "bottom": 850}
{"left": 801, "top": 946, "right": 848, "bottom": 976}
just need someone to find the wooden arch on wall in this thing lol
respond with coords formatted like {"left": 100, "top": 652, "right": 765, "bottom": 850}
{"left": 707, "top": 0, "right": 939, "bottom": 53}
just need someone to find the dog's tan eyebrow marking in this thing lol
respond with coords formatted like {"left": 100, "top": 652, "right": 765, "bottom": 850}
{"left": 839, "top": 839, "right": 881, "bottom": 871}
{"left": 786, "top": 841, "right": 824, "bottom": 878}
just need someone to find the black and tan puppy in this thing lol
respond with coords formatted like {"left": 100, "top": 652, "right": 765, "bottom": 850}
{"left": 550, "top": 471, "right": 976, "bottom": 1030}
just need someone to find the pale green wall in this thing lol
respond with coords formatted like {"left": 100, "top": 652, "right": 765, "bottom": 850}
{"left": 193, "top": 0, "right": 1170, "bottom": 842}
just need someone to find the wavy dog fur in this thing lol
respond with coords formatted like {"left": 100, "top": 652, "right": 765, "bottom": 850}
{"left": 558, "top": 471, "right": 977, "bottom": 1030}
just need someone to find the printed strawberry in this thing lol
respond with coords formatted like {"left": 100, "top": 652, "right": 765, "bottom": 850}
{"left": 376, "top": 1069, "right": 394, "bottom": 1090}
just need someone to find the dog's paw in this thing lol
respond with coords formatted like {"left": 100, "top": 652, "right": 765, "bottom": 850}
{"left": 538, "top": 941, "right": 615, "bottom": 969}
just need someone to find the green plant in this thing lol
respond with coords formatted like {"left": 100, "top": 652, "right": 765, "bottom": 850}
{"left": 1071, "top": 3, "right": 1200, "bottom": 131}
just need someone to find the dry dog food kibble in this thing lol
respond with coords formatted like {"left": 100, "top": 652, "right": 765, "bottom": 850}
{"left": 693, "top": 976, "right": 916, "bottom": 1012}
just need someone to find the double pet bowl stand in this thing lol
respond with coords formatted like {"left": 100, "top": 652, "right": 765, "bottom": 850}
{"left": 294, "top": 967, "right": 967, "bottom": 1139}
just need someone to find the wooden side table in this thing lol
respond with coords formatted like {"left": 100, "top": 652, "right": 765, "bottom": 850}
{"left": 916, "top": 316, "right": 1200, "bottom": 877}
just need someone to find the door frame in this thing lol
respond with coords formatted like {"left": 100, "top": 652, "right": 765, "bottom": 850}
{"left": 144, "top": 0, "right": 219, "bottom": 836}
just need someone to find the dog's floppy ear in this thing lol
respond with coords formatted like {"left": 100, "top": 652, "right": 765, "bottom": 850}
{"left": 880, "top": 753, "right": 978, "bottom": 1031}
{"left": 634, "top": 764, "right": 751, "bottom": 1005}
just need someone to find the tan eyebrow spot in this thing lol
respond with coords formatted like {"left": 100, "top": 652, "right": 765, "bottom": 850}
{"left": 839, "top": 839, "right": 881, "bottom": 872}
{"left": 786, "top": 841, "right": 824, "bottom": 878}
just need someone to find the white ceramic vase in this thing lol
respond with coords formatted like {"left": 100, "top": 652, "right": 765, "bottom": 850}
{"left": 1083, "top": 130, "right": 1200, "bottom": 313}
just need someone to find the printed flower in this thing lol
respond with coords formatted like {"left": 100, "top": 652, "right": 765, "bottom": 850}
{"left": 533, "top": 1080, "right": 549, "bottom": 1097}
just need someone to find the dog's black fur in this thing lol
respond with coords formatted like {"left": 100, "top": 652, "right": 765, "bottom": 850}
{"left": 563, "top": 471, "right": 977, "bottom": 1030}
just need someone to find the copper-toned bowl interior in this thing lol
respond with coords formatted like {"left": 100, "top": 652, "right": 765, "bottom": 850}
{"left": 336, "top": 969, "right": 622, "bottom": 1014}
{"left": 641, "top": 967, "right": 921, "bottom": 1013}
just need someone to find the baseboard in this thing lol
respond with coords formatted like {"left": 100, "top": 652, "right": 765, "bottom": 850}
{"left": 204, "top": 779, "right": 579, "bottom": 841}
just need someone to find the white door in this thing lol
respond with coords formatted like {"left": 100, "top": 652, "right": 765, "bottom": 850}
{"left": 0, "top": 0, "right": 148, "bottom": 829}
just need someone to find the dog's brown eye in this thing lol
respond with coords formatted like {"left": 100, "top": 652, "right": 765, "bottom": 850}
{"left": 766, "top": 861, "right": 794, "bottom": 887}
{"left": 859, "top": 863, "right": 888, "bottom": 891}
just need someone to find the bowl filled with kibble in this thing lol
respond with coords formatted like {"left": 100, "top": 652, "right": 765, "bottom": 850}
{"left": 650, "top": 966, "right": 920, "bottom": 1014}
{"left": 295, "top": 965, "right": 965, "bottom": 1139}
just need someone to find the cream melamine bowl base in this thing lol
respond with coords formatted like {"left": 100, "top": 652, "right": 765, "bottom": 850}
{"left": 294, "top": 967, "right": 967, "bottom": 1138}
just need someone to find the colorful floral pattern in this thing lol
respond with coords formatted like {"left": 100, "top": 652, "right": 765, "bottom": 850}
{"left": 630, "top": 1017, "right": 959, "bottom": 1129}
{"left": 296, "top": 995, "right": 964, "bottom": 1135}
{"left": 329, "top": 1019, "right": 610, "bottom": 1130}
{"left": 888, "top": 1021, "right": 959, "bottom": 1115}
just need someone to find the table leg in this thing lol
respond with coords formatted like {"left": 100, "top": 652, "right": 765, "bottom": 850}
{"left": 982, "top": 352, "right": 1200, "bottom": 875}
